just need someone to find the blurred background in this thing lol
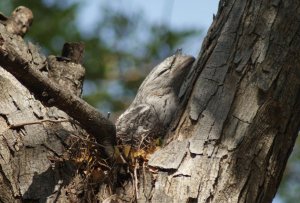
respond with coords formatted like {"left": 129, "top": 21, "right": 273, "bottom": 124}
{"left": 0, "top": 1, "right": 299, "bottom": 202}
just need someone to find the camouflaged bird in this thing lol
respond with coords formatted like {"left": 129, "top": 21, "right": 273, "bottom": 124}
{"left": 116, "top": 53, "right": 195, "bottom": 149}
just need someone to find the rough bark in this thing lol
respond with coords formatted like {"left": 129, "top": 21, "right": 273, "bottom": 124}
{"left": 0, "top": 66, "right": 79, "bottom": 202}
{"left": 0, "top": 24, "right": 116, "bottom": 158}
{"left": 0, "top": 7, "right": 114, "bottom": 202}
{"left": 0, "top": 1, "right": 300, "bottom": 203}
{"left": 137, "top": 0, "right": 300, "bottom": 202}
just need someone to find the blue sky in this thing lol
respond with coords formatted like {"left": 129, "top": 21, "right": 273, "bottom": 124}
{"left": 130, "top": 0, "right": 219, "bottom": 29}
{"left": 77, "top": 1, "right": 220, "bottom": 56}
{"left": 130, "top": 0, "right": 220, "bottom": 55}
{"left": 78, "top": 1, "right": 220, "bottom": 29}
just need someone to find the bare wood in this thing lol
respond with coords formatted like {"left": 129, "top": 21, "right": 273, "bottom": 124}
{"left": 0, "top": 24, "right": 116, "bottom": 157}
{"left": 0, "top": 6, "right": 111, "bottom": 202}
{"left": 142, "top": 0, "right": 300, "bottom": 202}
{"left": 47, "top": 45, "right": 85, "bottom": 97}
{"left": 61, "top": 42, "right": 85, "bottom": 64}
{"left": 0, "top": 6, "right": 33, "bottom": 37}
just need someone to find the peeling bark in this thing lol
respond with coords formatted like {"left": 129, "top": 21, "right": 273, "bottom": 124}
{"left": 140, "top": 0, "right": 300, "bottom": 202}
{"left": 0, "top": 7, "right": 113, "bottom": 202}
{"left": 1, "top": 1, "right": 300, "bottom": 202}
{"left": 0, "top": 24, "right": 116, "bottom": 158}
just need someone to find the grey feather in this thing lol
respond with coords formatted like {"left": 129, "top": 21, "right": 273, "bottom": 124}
{"left": 116, "top": 53, "right": 195, "bottom": 149}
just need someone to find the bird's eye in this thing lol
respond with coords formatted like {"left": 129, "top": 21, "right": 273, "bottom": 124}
{"left": 157, "top": 69, "right": 169, "bottom": 77}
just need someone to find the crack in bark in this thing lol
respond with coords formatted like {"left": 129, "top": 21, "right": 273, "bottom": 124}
{"left": 0, "top": 25, "right": 116, "bottom": 158}
{"left": 232, "top": 114, "right": 252, "bottom": 124}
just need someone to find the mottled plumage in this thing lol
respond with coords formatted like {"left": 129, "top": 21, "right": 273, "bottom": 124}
{"left": 116, "top": 53, "right": 195, "bottom": 149}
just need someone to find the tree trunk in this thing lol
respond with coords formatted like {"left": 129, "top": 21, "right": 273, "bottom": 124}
{"left": 0, "top": 0, "right": 300, "bottom": 202}
{"left": 138, "top": 0, "right": 300, "bottom": 202}
{"left": 0, "top": 66, "right": 78, "bottom": 202}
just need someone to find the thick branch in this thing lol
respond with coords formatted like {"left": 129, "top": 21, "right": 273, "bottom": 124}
{"left": 0, "top": 24, "right": 116, "bottom": 157}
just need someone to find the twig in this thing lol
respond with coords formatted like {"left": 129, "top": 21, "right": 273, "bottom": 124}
{"left": 143, "top": 162, "right": 147, "bottom": 191}
{"left": 134, "top": 159, "right": 139, "bottom": 200}
{"left": 0, "top": 118, "right": 70, "bottom": 135}
{"left": 8, "top": 118, "right": 70, "bottom": 129}
{"left": 68, "top": 132, "right": 106, "bottom": 149}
